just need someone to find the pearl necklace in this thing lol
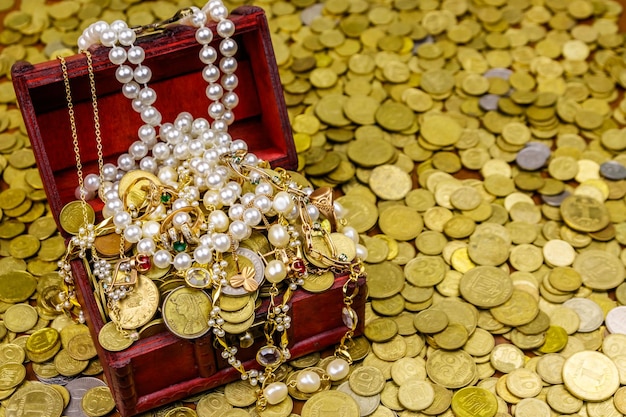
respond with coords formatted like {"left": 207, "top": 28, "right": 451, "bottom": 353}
{"left": 75, "top": 2, "right": 368, "bottom": 408}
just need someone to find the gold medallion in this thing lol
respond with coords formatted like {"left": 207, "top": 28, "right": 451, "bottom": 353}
{"left": 111, "top": 274, "right": 159, "bottom": 330}
{"left": 59, "top": 200, "right": 96, "bottom": 235}
{"left": 162, "top": 287, "right": 212, "bottom": 339}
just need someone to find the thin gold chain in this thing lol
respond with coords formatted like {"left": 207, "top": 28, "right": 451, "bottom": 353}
{"left": 84, "top": 50, "right": 105, "bottom": 184}
{"left": 58, "top": 55, "right": 89, "bottom": 228}
{"left": 58, "top": 52, "right": 105, "bottom": 226}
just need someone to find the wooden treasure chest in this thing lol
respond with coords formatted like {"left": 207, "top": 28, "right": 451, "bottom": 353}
{"left": 12, "top": 5, "right": 366, "bottom": 416}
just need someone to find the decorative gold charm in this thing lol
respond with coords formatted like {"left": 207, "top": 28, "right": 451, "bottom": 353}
{"left": 230, "top": 266, "right": 258, "bottom": 292}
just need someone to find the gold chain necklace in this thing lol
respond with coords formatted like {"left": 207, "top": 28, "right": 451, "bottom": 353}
{"left": 56, "top": 51, "right": 105, "bottom": 322}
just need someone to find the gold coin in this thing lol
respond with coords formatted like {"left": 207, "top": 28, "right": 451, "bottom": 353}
{"left": 0, "top": 344, "right": 25, "bottom": 365}
{"left": 82, "top": 386, "right": 116, "bottom": 417}
{"left": 111, "top": 274, "right": 160, "bottom": 330}
{"left": 572, "top": 249, "right": 625, "bottom": 290}
{"left": 414, "top": 309, "right": 448, "bottom": 334}
{"left": 560, "top": 194, "right": 610, "bottom": 232}
{"left": 301, "top": 270, "right": 335, "bottom": 293}
{"left": 164, "top": 407, "right": 198, "bottom": 417}
{"left": 66, "top": 332, "right": 97, "bottom": 361}
{"left": 426, "top": 349, "right": 476, "bottom": 389}
{"left": 196, "top": 392, "right": 232, "bottom": 416}
{"left": 0, "top": 363, "right": 25, "bottom": 389}
{"left": 5, "top": 382, "right": 64, "bottom": 416}
{"left": 368, "top": 164, "right": 412, "bottom": 201}
{"left": 346, "top": 365, "right": 385, "bottom": 397}
{"left": 451, "top": 386, "right": 498, "bottom": 417}
{"left": 98, "top": 322, "right": 133, "bottom": 352}
{"left": 0, "top": 270, "right": 37, "bottom": 303}
{"left": 398, "top": 379, "right": 434, "bottom": 411}
{"left": 490, "top": 290, "right": 539, "bottom": 327}
{"left": 366, "top": 261, "right": 404, "bottom": 299}
{"left": 162, "top": 287, "right": 212, "bottom": 339}
{"left": 54, "top": 348, "right": 88, "bottom": 377}
{"left": 459, "top": 266, "right": 513, "bottom": 308}
{"left": 4, "top": 303, "right": 38, "bottom": 333}
{"left": 58, "top": 200, "right": 96, "bottom": 235}
{"left": 301, "top": 390, "right": 359, "bottom": 417}
{"left": 563, "top": 350, "right": 620, "bottom": 401}
{"left": 26, "top": 327, "right": 60, "bottom": 356}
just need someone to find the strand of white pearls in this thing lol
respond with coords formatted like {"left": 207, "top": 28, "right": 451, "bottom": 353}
{"left": 77, "top": 1, "right": 239, "bottom": 200}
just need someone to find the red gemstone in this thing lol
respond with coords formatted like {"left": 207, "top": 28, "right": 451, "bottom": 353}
{"left": 136, "top": 255, "right": 151, "bottom": 272}
{"left": 291, "top": 258, "right": 306, "bottom": 274}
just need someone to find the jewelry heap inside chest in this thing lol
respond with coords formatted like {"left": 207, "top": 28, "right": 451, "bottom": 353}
{"left": 13, "top": 2, "right": 366, "bottom": 414}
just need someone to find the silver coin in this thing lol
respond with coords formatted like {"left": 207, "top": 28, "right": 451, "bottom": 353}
{"left": 300, "top": 3, "right": 324, "bottom": 26}
{"left": 541, "top": 190, "right": 570, "bottom": 207}
{"left": 563, "top": 298, "right": 604, "bottom": 333}
{"left": 484, "top": 67, "right": 513, "bottom": 80}
{"left": 516, "top": 143, "right": 550, "bottom": 171}
{"left": 600, "top": 161, "right": 626, "bottom": 180}
{"left": 605, "top": 306, "right": 626, "bottom": 335}
{"left": 479, "top": 94, "right": 500, "bottom": 111}
{"left": 64, "top": 377, "right": 107, "bottom": 417}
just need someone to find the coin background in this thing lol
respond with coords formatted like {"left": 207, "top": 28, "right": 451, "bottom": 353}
{"left": 2, "top": 0, "right": 626, "bottom": 416}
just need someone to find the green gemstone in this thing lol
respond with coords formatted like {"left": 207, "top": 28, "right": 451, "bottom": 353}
{"left": 160, "top": 193, "right": 171, "bottom": 203}
{"left": 173, "top": 241, "right": 187, "bottom": 252}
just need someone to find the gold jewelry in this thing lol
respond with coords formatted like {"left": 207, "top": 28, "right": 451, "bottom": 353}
{"left": 56, "top": 51, "right": 106, "bottom": 323}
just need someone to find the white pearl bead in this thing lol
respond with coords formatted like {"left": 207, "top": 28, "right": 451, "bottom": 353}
{"left": 228, "top": 204, "right": 244, "bottom": 220}
{"left": 137, "top": 238, "right": 156, "bottom": 255}
{"left": 118, "top": 28, "right": 136, "bottom": 46}
{"left": 334, "top": 201, "right": 346, "bottom": 219}
{"left": 158, "top": 166, "right": 178, "bottom": 184}
{"left": 243, "top": 207, "right": 262, "bottom": 226}
{"left": 109, "top": 46, "right": 127, "bottom": 65}
{"left": 115, "top": 65, "right": 134, "bottom": 84}
{"left": 212, "top": 233, "right": 231, "bottom": 253}
{"left": 193, "top": 245, "right": 212, "bottom": 264}
{"left": 153, "top": 250, "right": 172, "bottom": 268}
{"left": 200, "top": 45, "right": 217, "bottom": 64}
{"left": 172, "top": 211, "right": 192, "bottom": 228}
{"left": 209, "top": 210, "right": 229, "bottom": 232}
{"left": 102, "top": 163, "right": 118, "bottom": 181}
{"left": 123, "top": 225, "right": 142, "bottom": 243}
{"left": 342, "top": 226, "right": 359, "bottom": 244}
{"left": 263, "top": 382, "right": 288, "bottom": 405}
{"left": 196, "top": 27, "right": 213, "bottom": 45}
{"left": 265, "top": 260, "right": 286, "bottom": 283}
{"left": 173, "top": 252, "right": 193, "bottom": 271}
{"left": 113, "top": 211, "right": 131, "bottom": 228}
{"left": 356, "top": 243, "right": 368, "bottom": 260}
{"left": 152, "top": 142, "right": 170, "bottom": 160}
{"left": 84, "top": 173, "right": 101, "bottom": 192}
{"left": 127, "top": 45, "right": 145, "bottom": 65}
{"left": 203, "top": 191, "right": 222, "bottom": 209}
{"left": 268, "top": 224, "right": 289, "bottom": 248}
{"left": 254, "top": 195, "right": 272, "bottom": 213}
{"left": 306, "top": 204, "right": 319, "bottom": 221}
{"left": 296, "top": 370, "right": 321, "bottom": 394}
{"left": 326, "top": 358, "right": 350, "bottom": 381}
{"left": 129, "top": 141, "right": 148, "bottom": 159}
{"left": 102, "top": 198, "right": 123, "bottom": 218}
{"left": 229, "top": 220, "right": 249, "bottom": 241}
{"left": 217, "top": 19, "right": 235, "bottom": 38}
{"left": 117, "top": 153, "right": 135, "bottom": 171}
{"left": 139, "top": 156, "right": 157, "bottom": 173}
{"left": 219, "top": 38, "right": 238, "bottom": 57}
{"left": 272, "top": 191, "right": 294, "bottom": 214}
{"left": 142, "top": 221, "right": 160, "bottom": 238}
{"left": 139, "top": 87, "right": 157, "bottom": 106}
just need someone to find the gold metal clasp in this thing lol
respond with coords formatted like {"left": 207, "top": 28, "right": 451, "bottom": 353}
{"left": 132, "top": 7, "right": 195, "bottom": 37}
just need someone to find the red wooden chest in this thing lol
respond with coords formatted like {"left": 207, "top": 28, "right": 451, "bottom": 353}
{"left": 12, "top": 6, "right": 366, "bottom": 416}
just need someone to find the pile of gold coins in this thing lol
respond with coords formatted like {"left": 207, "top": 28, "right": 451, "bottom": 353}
{"left": 1, "top": 0, "right": 626, "bottom": 416}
